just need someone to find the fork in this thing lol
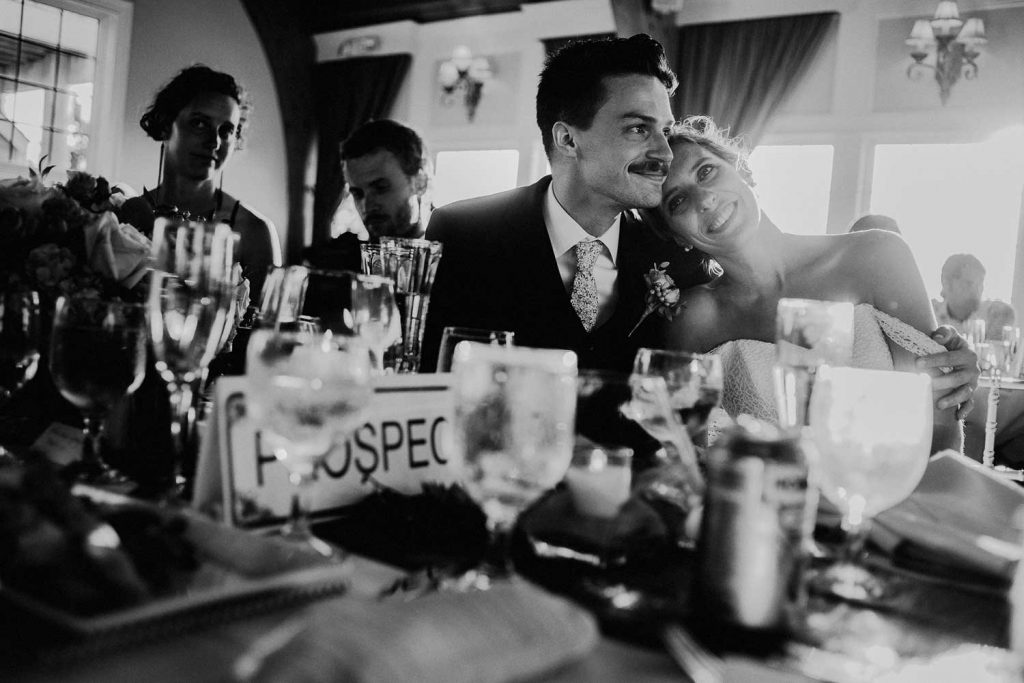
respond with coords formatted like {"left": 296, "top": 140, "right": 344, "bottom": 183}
{"left": 662, "top": 622, "right": 724, "bottom": 683}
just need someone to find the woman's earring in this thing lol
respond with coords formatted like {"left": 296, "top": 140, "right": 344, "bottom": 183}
{"left": 682, "top": 243, "right": 693, "bottom": 252}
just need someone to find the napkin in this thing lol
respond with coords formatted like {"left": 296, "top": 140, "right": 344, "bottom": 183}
{"left": 870, "top": 450, "right": 1024, "bottom": 585}
{"left": 247, "top": 578, "right": 599, "bottom": 683}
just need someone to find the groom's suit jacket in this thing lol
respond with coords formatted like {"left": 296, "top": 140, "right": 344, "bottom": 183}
{"left": 421, "top": 176, "right": 708, "bottom": 372}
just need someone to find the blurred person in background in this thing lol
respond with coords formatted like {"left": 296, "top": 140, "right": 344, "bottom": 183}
{"left": 847, "top": 213, "right": 901, "bottom": 234}
{"left": 932, "top": 253, "right": 1015, "bottom": 333}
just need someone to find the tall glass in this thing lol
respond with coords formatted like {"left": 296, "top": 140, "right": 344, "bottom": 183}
{"left": 148, "top": 217, "right": 236, "bottom": 493}
{"left": 450, "top": 342, "right": 577, "bottom": 584}
{"left": 437, "top": 327, "right": 514, "bottom": 373}
{"left": 807, "top": 366, "right": 932, "bottom": 601}
{"left": 368, "top": 237, "right": 443, "bottom": 373}
{"left": 977, "top": 324, "right": 1021, "bottom": 468}
{"left": 246, "top": 330, "right": 373, "bottom": 556}
{"left": 350, "top": 273, "right": 402, "bottom": 374}
{"left": 50, "top": 295, "right": 147, "bottom": 485}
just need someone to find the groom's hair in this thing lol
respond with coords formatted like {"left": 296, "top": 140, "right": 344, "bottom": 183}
{"left": 536, "top": 34, "right": 677, "bottom": 158}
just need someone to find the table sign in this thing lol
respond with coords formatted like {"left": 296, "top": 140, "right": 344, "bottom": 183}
{"left": 193, "top": 374, "right": 458, "bottom": 528}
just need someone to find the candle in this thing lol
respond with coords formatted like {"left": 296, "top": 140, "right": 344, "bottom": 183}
{"left": 566, "top": 446, "right": 632, "bottom": 518}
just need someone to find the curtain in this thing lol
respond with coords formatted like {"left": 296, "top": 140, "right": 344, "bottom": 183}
{"left": 674, "top": 12, "right": 838, "bottom": 146}
{"left": 312, "top": 54, "right": 412, "bottom": 246}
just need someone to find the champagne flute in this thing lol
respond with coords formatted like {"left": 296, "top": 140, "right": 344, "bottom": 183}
{"left": 50, "top": 295, "right": 146, "bottom": 485}
{"left": 350, "top": 273, "right": 402, "bottom": 374}
{"left": 246, "top": 329, "right": 373, "bottom": 556}
{"left": 978, "top": 325, "right": 1021, "bottom": 468}
{"left": 450, "top": 342, "right": 577, "bottom": 586}
{"left": 807, "top": 366, "right": 932, "bottom": 601}
{"left": 149, "top": 217, "right": 236, "bottom": 494}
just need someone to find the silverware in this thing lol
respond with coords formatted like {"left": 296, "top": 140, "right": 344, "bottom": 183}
{"left": 662, "top": 622, "right": 723, "bottom": 683}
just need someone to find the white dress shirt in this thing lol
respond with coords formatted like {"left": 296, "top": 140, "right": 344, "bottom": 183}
{"left": 543, "top": 184, "right": 620, "bottom": 329}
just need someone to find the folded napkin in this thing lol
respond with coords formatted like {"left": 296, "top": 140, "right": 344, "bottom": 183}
{"left": 870, "top": 450, "right": 1024, "bottom": 585}
{"left": 248, "top": 578, "right": 599, "bottom": 683}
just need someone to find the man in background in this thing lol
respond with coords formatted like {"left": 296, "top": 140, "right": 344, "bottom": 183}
{"left": 304, "top": 119, "right": 431, "bottom": 271}
{"left": 933, "top": 253, "right": 1014, "bottom": 333}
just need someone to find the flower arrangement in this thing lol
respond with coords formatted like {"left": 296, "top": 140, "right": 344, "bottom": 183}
{"left": 0, "top": 162, "right": 151, "bottom": 306}
{"left": 629, "top": 261, "right": 683, "bottom": 336}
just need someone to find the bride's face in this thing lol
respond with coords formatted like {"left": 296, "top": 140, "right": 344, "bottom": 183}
{"left": 658, "top": 141, "right": 759, "bottom": 254}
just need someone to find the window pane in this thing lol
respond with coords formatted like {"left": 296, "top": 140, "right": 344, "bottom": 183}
{"left": 9, "top": 120, "right": 45, "bottom": 166}
{"left": 57, "top": 52, "right": 92, "bottom": 88}
{"left": 17, "top": 44, "right": 56, "bottom": 86}
{"left": 59, "top": 11, "right": 96, "bottom": 56}
{"left": 747, "top": 145, "right": 834, "bottom": 236}
{"left": 433, "top": 149, "right": 519, "bottom": 207}
{"left": 0, "top": 0, "right": 21, "bottom": 35}
{"left": 21, "top": 0, "right": 57, "bottom": 46}
{"left": 10, "top": 82, "right": 42, "bottom": 126}
{"left": 870, "top": 128, "right": 1024, "bottom": 302}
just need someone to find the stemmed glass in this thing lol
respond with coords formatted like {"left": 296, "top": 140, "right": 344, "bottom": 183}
{"left": 633, "top": 348, "right": 723, "bottom": 449}
{"left": 437, "top": 327, "right": 514, "bottom": 373}
{"left": 807, "top": 366, "right": 932, "bottom": 601}
{"left": 977, "top": 324, "right": 1021, "bottom": 468}
{"left": 246, "top": 329, "right": 373, "bottom": 556}
{"left": 148, "top": 217, "right": 236, "bottom": 493}
{"left": 49, "top": 295, "right": 147, "bottom": 485}
{"left": 350, "top": 273, "right": 402, "bottom": 374}
{"left": 449, "top": 342, "right": 577, "bottom": 586}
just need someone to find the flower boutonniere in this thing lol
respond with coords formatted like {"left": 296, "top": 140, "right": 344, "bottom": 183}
{"left": 629, "top": 261, "right": 682, "bottom": 337}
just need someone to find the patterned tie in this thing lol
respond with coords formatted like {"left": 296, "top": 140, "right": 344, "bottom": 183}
{"left": 571, "top": 240, "right": 603, "bottom": 332}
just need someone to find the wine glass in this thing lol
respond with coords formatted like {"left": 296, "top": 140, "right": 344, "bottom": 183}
{"left": 350, "top": 273, "right": 402, "bottom": 374}
{"left": 149, "top": 217, "right": 236, "bottom": 493}
{"left": 0, "top": 290, "right": 41, "bottom": 403}
{"left": 977, "top": 325, "right": 1021, "bottom": 468}
{"left": 807, "top": 366, "right": 932, "bottom": 602}
{"left": 632, "top": 348, "right": 723, "bottom": 448}
{"left": 246, "top": 329, "right": 373, "bottom": 556}
{"left": 437, "top": 326, "right": 514, "bottom": 373}
{"left": 449, "top": 342, "right": 577, "bottom": 586}
{"left": 49, "top": 295, "right": 147, "bottom": 486}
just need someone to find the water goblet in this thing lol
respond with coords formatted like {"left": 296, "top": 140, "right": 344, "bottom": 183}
{"left": 633, "top": 348, "right": 723, "bottom": 448}
{"left": 350, "top": 273, "right": 402, "bottom": 374}
{"left": 246, "top": 329, "right": 373, "bottom": 556}
{"left": 807, "top": 366, "right": 932, "bottom": 602}
{"left": 49, "top": 295, "right": 147, "bottom": 486}
{"left": 437, "top": 326, "right": 514, "bottom": 373}
{"left": 449, "top": 342, "right": 577, "bottom": 585}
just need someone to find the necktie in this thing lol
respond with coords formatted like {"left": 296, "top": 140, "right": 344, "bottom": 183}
{"left": 571, "top": 240, "right": 603, "bottom": 332}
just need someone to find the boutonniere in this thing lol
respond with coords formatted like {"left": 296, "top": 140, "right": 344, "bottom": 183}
{"left": 628, "top": 261, "right": 682, "bottom": 337}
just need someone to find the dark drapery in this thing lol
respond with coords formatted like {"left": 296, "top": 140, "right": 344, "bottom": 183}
{"left": 674, "top": 12, "right": 838, "bottom": 146}
{"left": 312, "top": 55, "right": 411, "bottom": 246}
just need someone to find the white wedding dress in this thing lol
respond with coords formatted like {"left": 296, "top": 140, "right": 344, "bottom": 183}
{"left": 711, "top": 303, "right": 945, "bottom": 424}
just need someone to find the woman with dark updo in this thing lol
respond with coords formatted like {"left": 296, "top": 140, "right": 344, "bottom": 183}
{"left": 120, "top": 65, "right": 281, "bottom": 299}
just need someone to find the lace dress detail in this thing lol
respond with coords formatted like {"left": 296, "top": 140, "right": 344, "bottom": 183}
{"left": 710, "top": 304, "right": 943, "bottom": 425}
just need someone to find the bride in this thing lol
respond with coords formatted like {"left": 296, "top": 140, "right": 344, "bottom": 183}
{"left": 646, "top": 116, "right": 972, "bottom": 453}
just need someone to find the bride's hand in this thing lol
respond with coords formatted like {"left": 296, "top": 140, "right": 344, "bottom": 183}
{"left": 916, "top": 326, "right": 979, "bottom": 420}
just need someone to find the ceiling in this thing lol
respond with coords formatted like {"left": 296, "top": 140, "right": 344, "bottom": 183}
{"left": 298, "top": 0, "right": 559, "bottom": 34}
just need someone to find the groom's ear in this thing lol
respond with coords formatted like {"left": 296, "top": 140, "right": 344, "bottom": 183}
{"left": 551, "top": 122, "right": 578, "bottom": 159}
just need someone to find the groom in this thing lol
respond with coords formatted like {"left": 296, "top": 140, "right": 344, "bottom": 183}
{"left": 421, "top": 34, "right": 705, "bottom": 372}
{"left": 421, "top": 34, "right": 978, "bottom": 417}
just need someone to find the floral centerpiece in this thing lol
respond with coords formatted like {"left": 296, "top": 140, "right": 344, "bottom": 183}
{"left": 0, "top": 162, "right": 151, "bottom": 308}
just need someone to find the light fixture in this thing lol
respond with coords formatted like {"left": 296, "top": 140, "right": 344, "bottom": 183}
{"left": 650, "top": 0, "right": 684, "bottom": 15}
{"left": 438, "top": 46, "right": 493, "bottom": 121}
{"left": 906, "top": 1, "right": 986, "bottom": 105}
{"left": 337, "top": 35, "right": 381, "bottom": 59}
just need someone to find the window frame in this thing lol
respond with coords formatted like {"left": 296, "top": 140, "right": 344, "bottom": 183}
{"left": 0, "top": 0, "right": 131, "bottom": 178}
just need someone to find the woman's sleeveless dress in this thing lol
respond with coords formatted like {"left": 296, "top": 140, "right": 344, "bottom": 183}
{"left": 711, "top": 303, "right": 945, "bottom": 424}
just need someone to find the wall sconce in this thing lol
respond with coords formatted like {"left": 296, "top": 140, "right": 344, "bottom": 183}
{"left": 337, "top": 35, "right": 381, "bottom": 59}
{"left": 906, "top": 1, "right": 986, "bottom": 105}
{"left": 438, "top": 46, "right": 493, "bottom": 122}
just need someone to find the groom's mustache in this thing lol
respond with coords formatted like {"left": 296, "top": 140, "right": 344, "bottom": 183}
{"left": 628, "top": 160, "right": 669, "bottom": 176}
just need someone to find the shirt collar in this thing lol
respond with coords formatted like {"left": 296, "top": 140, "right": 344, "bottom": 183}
{"left": 543, "top": 183, "right": 620, "bottom": 265}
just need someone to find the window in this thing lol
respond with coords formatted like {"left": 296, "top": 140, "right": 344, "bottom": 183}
{"left": 433, "top": 149, "right": 519, "bottom": 208}
{"left": 0, "top": 0, "right": 129, "bottom": 175}
{"left": 747, "top": 144, "right": 834, "bottom": 236}
{"left": 870, "top": 127, "right": 1024, "bottom": 302}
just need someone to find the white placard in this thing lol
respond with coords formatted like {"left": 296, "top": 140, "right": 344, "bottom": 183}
{"left": 193, "top": 374, "right": 458, "bottom": 528}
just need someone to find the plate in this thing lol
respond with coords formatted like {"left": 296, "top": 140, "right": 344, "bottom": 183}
{"left": 0, "top": 489, "right": 364, "bottom": 636}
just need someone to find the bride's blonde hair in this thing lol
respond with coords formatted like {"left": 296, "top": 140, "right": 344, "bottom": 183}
{"left": 667, "top": 115, "right": 754, "bottom": 185}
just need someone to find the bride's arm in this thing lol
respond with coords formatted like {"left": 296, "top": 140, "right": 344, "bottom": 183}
{"left": 850, "top": 231, "right": 963, "bottom": 452}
